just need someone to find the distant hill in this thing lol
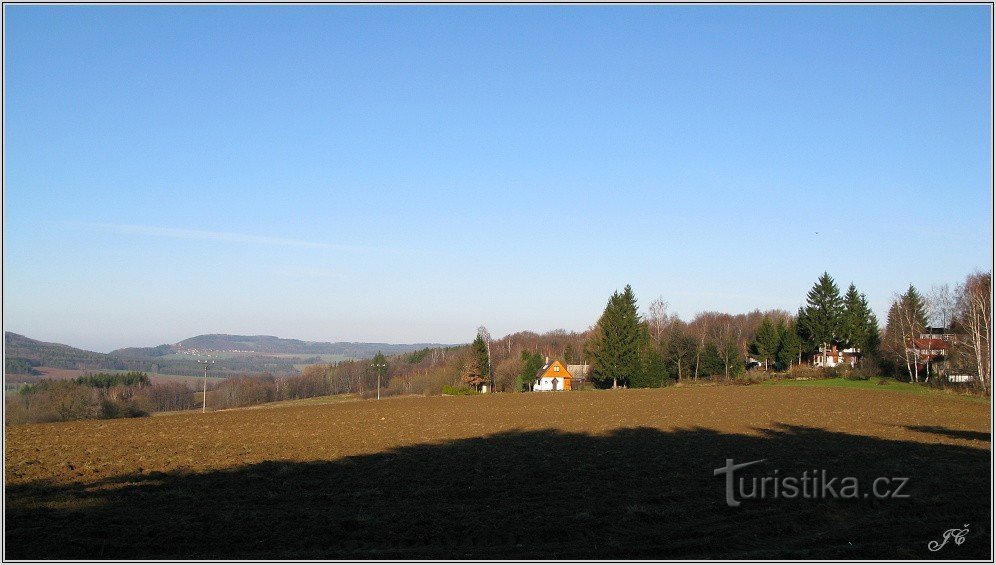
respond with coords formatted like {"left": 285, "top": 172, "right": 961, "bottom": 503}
{"left": 110, "top": 344, "right": 174, "bottom": 359}
{"left": 5, "top": 332, "right": 119, "bottom": 372}
{"left": 173, "top": 334, "right": 451, "bottom": 358}
{"left": 5, "top": 331, "right": 456, "bottom": 378}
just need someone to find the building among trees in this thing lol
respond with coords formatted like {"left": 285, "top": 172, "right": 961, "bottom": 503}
{"left": 533, "top": 358, "right": 573, "bottom": 391}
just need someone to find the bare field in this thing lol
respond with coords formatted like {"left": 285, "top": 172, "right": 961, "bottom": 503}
{"left": 5, "top": 387, "right": 991, "bottom": 559}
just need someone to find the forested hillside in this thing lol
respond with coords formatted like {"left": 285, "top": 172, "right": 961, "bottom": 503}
{"left": 173, "top": 334, "right": 449, "bottom": 357}
{"left": 5, "top": 332, "right": 123, "bottom": 373}
{"left": 4, "top": 332, "right": 453, "bottom": 378}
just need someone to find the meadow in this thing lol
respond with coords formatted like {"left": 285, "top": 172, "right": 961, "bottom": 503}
{"left": 4, "top": 386, "right": 990, "bottom": 559}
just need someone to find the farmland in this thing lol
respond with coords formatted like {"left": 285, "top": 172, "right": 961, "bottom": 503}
{"left": 4, "top": 386, "right": 990, "bottom": 559}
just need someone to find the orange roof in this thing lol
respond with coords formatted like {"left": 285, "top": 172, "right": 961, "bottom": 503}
{"left": 537, "top": 359, "right": 573, "bottom": 379}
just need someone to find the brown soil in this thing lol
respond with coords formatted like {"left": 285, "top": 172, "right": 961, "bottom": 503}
{"left": 5, "top": 386, "right": 991, "bottom": 559}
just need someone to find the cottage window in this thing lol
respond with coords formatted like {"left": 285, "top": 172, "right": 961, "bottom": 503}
{"left": 554, "top": 366, "right": 560, "bottom": 372}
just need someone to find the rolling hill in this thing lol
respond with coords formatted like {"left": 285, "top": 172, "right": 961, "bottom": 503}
{"left": 170, "top": 334, "right": 450, "bottom": 358}
{"left": 5, "top": 332, "right": 455, "bottom": 378}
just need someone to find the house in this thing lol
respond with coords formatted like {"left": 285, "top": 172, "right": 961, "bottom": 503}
{"left": 811, "top": 345, "right": 860, "bottom": 368}
{"left": 534, "top": 359, "right": 572, "bottom": 391}
{"left": 948, "top": 374, "right": 975, "bottom": 383}
{"left": 911, "top": 326, "right": 958, "bottom": 377}
{"left": 566, "top": 364, "right": 591, "bottom": 387}
{"left": 913, "top": 327, "right": 953, "bottom": 364}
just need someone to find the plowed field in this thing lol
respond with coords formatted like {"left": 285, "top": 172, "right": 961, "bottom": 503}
{"left": 5, "top": 386, "right": 991, "bottom": 559}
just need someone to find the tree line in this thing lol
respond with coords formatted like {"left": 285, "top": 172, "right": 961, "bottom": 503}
{"left": 7, "top": 269, "right": 990, "bottom": 424}
{"left": 6, "top": 372, "right": 199, "bottom": 424}
{"left": 581, "top": 271, "right": 990, "bottom": 393}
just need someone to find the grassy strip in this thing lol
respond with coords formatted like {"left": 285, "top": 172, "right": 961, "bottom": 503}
{"left": 763, "top": 377, "right": 989, "bottom": 402}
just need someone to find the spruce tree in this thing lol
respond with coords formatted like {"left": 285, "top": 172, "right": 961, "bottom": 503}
{"left": 698, "top": 342, "right": 724, "bottom": 377}
{"left": 902, "top": 285, "right": 929, "bottom": 329}
{"left": 750, "top": 316, "right": 780, "bottom": 370}
{"left": 864, "top": 302, "right": 881, "bottom": 356}
{"left": 517, "top": 351, "right": 544, "bottom": 391}
{"left": 462, "top": 334, "right": 489, "bottom": 390}
{"left": 589, "top": 285, "right": 644, "bottom": 388}
{"left": 777, "top": 319, "right": 802, "bottom": 369}
{"left": 797, "top": 272, "right": 845, "bottom": 355}
{"left": 841, "top": 283, "right": 882, "bottom": 361}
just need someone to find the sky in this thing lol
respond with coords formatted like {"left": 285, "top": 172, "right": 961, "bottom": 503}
{"left": 3, "top": 5, "right": 992, "bottom": 352}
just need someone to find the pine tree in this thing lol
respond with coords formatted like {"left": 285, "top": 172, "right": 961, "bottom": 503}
{"left": 797, "top": 272, "right": 845, "bottom": 359}
{"left": 588, "top": 285, "right": 644, "bottom": 388}
{"left": 749, "top": 316, "right": 780, "bottom": 370}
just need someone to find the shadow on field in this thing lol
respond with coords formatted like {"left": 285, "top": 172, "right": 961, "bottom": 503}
{"left": 904, "top": 424, "right": 991, "bottom": 443}
{"left": 5, "top": 425, "right": 990, "bottom": 560}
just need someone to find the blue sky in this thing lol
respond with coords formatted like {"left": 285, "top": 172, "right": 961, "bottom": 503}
{"left": 3, "top": 5, "right": 992, "bottom": 352}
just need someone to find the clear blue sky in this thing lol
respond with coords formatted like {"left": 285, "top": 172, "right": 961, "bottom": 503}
{"left": 3, "top": 5, "right": 992, "bottom": 352}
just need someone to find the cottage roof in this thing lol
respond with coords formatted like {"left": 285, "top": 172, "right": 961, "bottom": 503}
{"left": 536, "top": 359, "right": 573, "bottom": 379}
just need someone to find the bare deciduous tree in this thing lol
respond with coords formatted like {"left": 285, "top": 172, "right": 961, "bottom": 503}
{"left": 647, "top": 296, "right": 670, "bottom": 345}
{"left": 954, "top": 272, "right": 992, "bottom": 395}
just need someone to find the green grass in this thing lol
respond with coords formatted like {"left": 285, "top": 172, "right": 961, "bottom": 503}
{"left": 763, "top": 376, "right": 989, "bottom": 402}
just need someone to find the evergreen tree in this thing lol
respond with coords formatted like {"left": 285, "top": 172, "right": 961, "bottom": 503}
{"left": 884, "top": 285, "right": 929, "bottom": 381}
{"left": 749, "top": 316, "right": 780, "bottom": 370}
{"left": 841, "top": 284, "right": 881, "bottom": 360}
{"left": 632, "top": 338, "right": 668, "bottom": 387}
{"left": 588, "top": 285, "right": 644, "bottom": 388}
{"left": 864, "top": 306, "right": 882, "bottom": 357}
{"left": 776, "top": 319, "right": 802, "bottom": 370}
{"left": 903, "top": 285, "right": 929, "bottom": 329}
{"left": 698, "top": 342, "right": 724, "bottom": 377}
{"left": 462, "top": 335, "right": 489, "bottom": 390}
{"left": 720, "top": 339, "right": 745, "bottom": 379}
{"left": 516, "top": 351, "right": 544, "bottom": 391}
{"left": 797, "top": 272, "right": 845, "bottom": 355}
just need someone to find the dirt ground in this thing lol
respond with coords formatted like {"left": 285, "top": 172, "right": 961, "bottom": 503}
{"left": 5, "top": 386, "right": 991, "bottom": 559}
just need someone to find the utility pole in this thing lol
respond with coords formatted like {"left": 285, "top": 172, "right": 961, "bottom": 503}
{"left": 197, "top": 359, "right": 215, "bottom": 413}
{"left": 370, "top": 361, "right": 386, "bottom": 400}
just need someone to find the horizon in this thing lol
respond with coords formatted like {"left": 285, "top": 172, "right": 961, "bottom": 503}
{"left": 3, "top": 5, "right": 992, "bottom": 352}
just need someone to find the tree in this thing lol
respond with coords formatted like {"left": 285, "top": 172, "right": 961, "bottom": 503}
{"left": 516, "top": 351, "right": 544, "bottom": 391}
{"left": 476, "top": 326, "right": 493, "bottom": 391}
{"left": 632, "top": 339, "right": 668, "bottom": 388}
{"left": 588, "top": 285, "right": 644, "bottom": 389}
{"left": 797, "top": 272, "right": 845, "bottom": 363}
{"left": 775, "top": 319, "right": 802, "bottom": 370}
{"left": 463, "top": 334, "right": 489, "bottom": 390}
{"left": 563, "top": 344, "right": 578, "bottom": 365}
{"left": 663, "top": 321, "right": 696, "bottom": 382}
{"left": 698, "top": 342, "right": 724, "bottom": 377}
{"left": 929, "top": 284, "right": 957, "bottom": 332}
{"left": 647, "top": 296, "right": 670, "bottom": 345}
{"left": 493, "top": 356, "right": 522, "bottom": 393}
{"left": 953, "top": 271, "right": 992, "bottom": 395}
{"left": 749, "top": 317, "right": 779, "bottom": 370}
{"left": 884, "top": 285, "right": 928, "bottom": 382}
{"left": 840, "top": 283, "right": 880, "bottom": 364}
